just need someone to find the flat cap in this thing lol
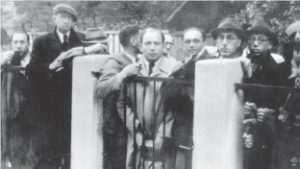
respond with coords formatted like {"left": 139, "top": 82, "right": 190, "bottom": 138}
{"left": 53, "top": 3, "right": 78, "bottom": 22}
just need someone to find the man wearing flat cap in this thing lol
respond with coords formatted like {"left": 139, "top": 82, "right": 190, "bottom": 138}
{"left": 241, "top": 20, "right": 287, "bottom": 169}
{"left": 211, "top": 17, "right": 246, "bottom": 58}
{"left": 25, "top": 3, "right": 100, "bottom": 168}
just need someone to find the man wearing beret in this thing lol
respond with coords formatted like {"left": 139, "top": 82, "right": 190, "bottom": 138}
{"left": 211, "top": 17, "right": 246, "bottom": 58}
{"left": 25, "top": 3, "right": 94, "bottom": 168}
{"left": 241, "top": 20, "right": 287, "bottom": 169}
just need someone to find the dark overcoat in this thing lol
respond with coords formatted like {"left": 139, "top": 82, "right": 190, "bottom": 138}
{"left": 243, "top": 52, "right": 288, "bottom": 169}
{"left": 25, "top": 27, "right": 82, "bottom": 164}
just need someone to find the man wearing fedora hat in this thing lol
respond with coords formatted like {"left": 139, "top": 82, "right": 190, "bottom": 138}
{"left": 83, "top": 28, "right": 110, "bottom": 54}
{"left": 211, "top": 17, "right": 246, "bottom": 58}
{"left": 25, "top": 3, "right": 101, "bottom": 168}
{"left": 241, "top": 20, "right": 287, "bottom": 169}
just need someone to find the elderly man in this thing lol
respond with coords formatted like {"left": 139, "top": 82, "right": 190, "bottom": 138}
{"left": 162, "top": 33, "right": 177, "bottom": 64}
{"left": 25, "top": 3, "right": 104, "bottom": 168}
{"left": 242, "top": 20, "right": 287, "bottom": 169}
{"left": 211, "top": 18, "right": 246, "bottom": 58}
{"left": 117, "top": 28, "right": 175, "bottom": 169}
{"left": 1, "top": 32, "right": 31, "bottom": 168}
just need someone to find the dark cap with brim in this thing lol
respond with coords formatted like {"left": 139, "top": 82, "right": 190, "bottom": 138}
{"left": 247, "top": 20, "right": 278, "bottom": 46}
{"left": 53, "top": 3, "right": 78, "bottom": 22}
{"left": 211, "top": 18, "right": 246, "bottom": 42}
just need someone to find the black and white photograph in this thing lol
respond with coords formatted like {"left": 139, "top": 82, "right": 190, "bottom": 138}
{"left": 1, "top": 1, "right": 300, "bottom": 169}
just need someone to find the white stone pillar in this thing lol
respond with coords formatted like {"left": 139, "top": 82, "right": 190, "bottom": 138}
{"left": 193, "top": 59, "right": 244, "bottom": 169}
{"left": 71, "top": 55, "right": 110, "bottom": 169}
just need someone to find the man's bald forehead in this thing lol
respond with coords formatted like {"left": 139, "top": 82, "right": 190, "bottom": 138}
{"left": 164, "top": 34, "right": 173, "bottom": 42}
{"left": 140, "top": 28, "right": 165, "bottom": 43}
{"left": 12, "top": 32, "right": 30, "bottom": 43}
{"left": 183, "top": 27, "right": 206, "bottom": 41}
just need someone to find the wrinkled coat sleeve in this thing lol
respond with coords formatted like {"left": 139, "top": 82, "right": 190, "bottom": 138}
{"left": 26, "top": 36, "right": 55, "bottom": 81}
{"left": 97, "top": 58, "right": 124, "bottom": 99}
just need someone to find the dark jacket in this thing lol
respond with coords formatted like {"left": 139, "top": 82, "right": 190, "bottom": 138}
{"left": 25, "top": 27, "right": 82, "bottom": 161}
{"left": 243, "top": 52, "right": 288, "bottom": 169}
{"left": 97, "top": 52, "right": 133, "bottom": 169}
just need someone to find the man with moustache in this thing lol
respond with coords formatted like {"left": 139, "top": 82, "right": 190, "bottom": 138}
{"left": 116, "top": 28, "right": 175, "bottom": 169}
{"left": 242, "top": 20, "right": 287, "bottom": 169}
{"left": 97, "top": 25, "right": 142, "bottom": 169}
{"left": 1, "top": 32, "right": 31, "bottom": 168}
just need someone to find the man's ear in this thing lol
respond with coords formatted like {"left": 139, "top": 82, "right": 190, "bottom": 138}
{"left": 268, "top": 42, "right": 273, "bottom": 50}
{"left": 52, "top": 15, "right": 56, "bottom": 23}
{"left": 138, "top": 41, "right": 143, "bottom": 52}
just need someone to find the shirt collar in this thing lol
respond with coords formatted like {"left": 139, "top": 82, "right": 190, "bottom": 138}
{"left": 56, "top": 29, "right": 70, "bottom": 43}
{"left": 143, "top": 57, "right": 162, "bottom": 75}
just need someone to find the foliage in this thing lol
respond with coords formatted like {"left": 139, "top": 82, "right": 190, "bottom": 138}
{"left": 236, "top": 1, "right": 300, "bottom": 44}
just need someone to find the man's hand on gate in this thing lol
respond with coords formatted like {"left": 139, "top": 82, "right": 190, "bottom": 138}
{"left": 1, "top": 51, "right": 14, "bottom": 65}
{"left": 257, "top": 108, "right": 275, "bottom": 122}
{"left": 154, "top": 136, "right": 163, "bottom": 151}
{"left": 49, "top": 57, "right": 64, "bottom": 72}
{"left": 243, "top": 133, "right": 253, "bottom": 148}
{"left": 119, "top": 63, "right": 141, "bottom": 80}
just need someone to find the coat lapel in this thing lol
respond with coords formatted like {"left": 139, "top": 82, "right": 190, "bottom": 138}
{"left": 50, "top": 28, "right": 63, "bottom": 56}
{"left": 138, "top": 58, "right": 148, "bottom": 76}
{"left": 151, "top": 57, "right": 173, "bottom": 77}
{"left": 50, "top": 27, "right": 82, "bottom": 57}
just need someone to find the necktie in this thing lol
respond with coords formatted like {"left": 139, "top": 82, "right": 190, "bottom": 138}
{"left": 62, "top": 35, "right": 68, "bottom": 51}
{"left": 149, "top": 62, "right": 155, "bottom": 76}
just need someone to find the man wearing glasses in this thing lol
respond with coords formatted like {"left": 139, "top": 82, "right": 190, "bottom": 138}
{"left": 182, "top": 28, "right": 206, "bottom": 61}
{"left": 162, "top": 33, "right": 177, "bottom": 64}
{"left": 242, "top": 20, "right": 287, "bottom": 169}
{"left": 211, "top": 18, "right": 246, "bottom": 58}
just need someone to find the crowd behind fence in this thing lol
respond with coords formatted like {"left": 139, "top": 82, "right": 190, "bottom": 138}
{"left": 26, "top": 31, "right": 214, "bottom": 61}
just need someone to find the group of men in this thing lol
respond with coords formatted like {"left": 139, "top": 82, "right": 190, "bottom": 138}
{"left": 1, "top": 3, "right": 107, "bottom": 168}
{"left": 1, "top": 2, "right": 298, "bottom": 169}
{"left": 96, "top": 16, "right": 291, "bottom": 169}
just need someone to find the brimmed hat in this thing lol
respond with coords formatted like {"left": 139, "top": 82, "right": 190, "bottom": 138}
{"left": 285, "top": 21, "right": 300, "bottom": 37}
{"left": 82, "top": 28, "right": 110, "bottom": 44}
{"left": 211, "top": 18, "right": 246, "bottom": 42}
{"left": 247, "top": 20, "right": 278, "bottom": 46}
{"left": 53, "top": 3, "right": 78, "bottom": 22}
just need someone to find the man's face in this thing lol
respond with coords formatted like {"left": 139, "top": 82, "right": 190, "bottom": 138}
{"left": 248, "top": 34, "right": 272, "bottom": 57}
{"left": 53, "top": 11, "right": 74, "bottom": 33}
{"left": 11, "top": 33, "right": 29, "bottom": 57}
{"left": 183, "top": 30, "right": 205, "bottom": 57}
{"left": 140, "top": 31, "right": 163, "bottom": 62}
{"left": 215, "top": 31, "right": 241, "bottom": 58}
{"left": 163, "top": 34, "right": 174, "bottom": 56}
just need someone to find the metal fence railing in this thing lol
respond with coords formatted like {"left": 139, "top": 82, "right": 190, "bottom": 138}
{"left": 235, "top": 82, "right": 300, "bottom": 169}
{"left": 121, "top": 76, "right": 193, "bottom": 169}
